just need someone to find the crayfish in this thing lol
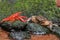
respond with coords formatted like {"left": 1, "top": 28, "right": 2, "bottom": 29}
{"left": 1, "top": 12, "right": 28, "bottom": 23}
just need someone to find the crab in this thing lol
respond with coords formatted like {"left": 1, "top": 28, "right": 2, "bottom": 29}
{"left": 1, "top": 12, "right": 28, "bottom": 23}
{"left": 27, "top": 16, "right": 52, "bottom": 26}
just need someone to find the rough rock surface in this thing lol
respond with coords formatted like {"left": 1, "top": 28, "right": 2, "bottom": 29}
{"left": 0, "top": 28, "right": 11, "bottom": 40}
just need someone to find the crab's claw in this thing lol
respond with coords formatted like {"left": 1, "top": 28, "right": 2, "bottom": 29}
{"left": 16, "top": 16, "right": 27, "bottom": 22}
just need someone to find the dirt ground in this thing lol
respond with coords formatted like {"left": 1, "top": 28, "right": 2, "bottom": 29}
{"left": 0, "top": 28, "right": 11, "bottom": 40}
{"left": 31, "top": 34, "right": 60, "bottom": 40}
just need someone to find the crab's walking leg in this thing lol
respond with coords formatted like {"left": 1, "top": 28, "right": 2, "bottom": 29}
{"left": 1, "top": 18, "right": 9, "bottom": 22}
{"left": 17, "top": 17, "right": 27, "bottom": 22}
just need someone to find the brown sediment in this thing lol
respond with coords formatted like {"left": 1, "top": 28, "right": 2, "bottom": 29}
{"left": 0, "top": 28, "right": 11, "bottom": 40}
{"left": 30, "top": 34, "right": 60, "bottom": 40}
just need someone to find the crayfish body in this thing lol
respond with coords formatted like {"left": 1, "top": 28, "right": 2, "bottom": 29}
{"left": 1, "top": 12, "right": 28, "bottom": 23}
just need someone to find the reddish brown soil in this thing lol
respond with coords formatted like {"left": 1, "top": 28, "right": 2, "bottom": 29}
{"left": 0, "top": 28, "right": 11, "bottom": 40}
{"left": 31, "top": 34, "right": 60, "bottom": 40}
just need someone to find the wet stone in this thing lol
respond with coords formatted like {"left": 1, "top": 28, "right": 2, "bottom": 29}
{"left": 26, "top": 23, "right": 50, "bottom": 35}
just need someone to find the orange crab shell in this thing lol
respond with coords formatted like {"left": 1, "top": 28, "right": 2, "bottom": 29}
{"left": 16, "top": 16, "right": 28, "bottom": 22}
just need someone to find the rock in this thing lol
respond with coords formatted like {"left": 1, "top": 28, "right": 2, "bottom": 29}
{"left": 26, "top": 23, "right": 50, "bottom": 35}
{"left": 49, "top": 24, "right": 60, "bottom": 36}
{"left": 12, "top": 21, "right": 27, "bottom": 31}
{"left": 52, "top": 19, "right": 60, "bottom": 26}
{"left": 0, "top": 22, "right": 13, "bottom": 32}
{"left": 9, "top": 31, "right": 30, "bottom": 40}
{"left": 0, "top": 21, "right": 27, "bottom": 32}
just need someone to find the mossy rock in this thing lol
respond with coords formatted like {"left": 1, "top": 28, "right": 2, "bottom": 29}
{"left": 0, "top": 21, "right": 27, "bottom": 31}
{"left": 26, "top": 23, "right": 50, "bottom": 35}
{"left": 50, "top": 24, "right": 60, "bottom": 36}
{"left": 9, "top": 31, "right": 30, "bottom": 40}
